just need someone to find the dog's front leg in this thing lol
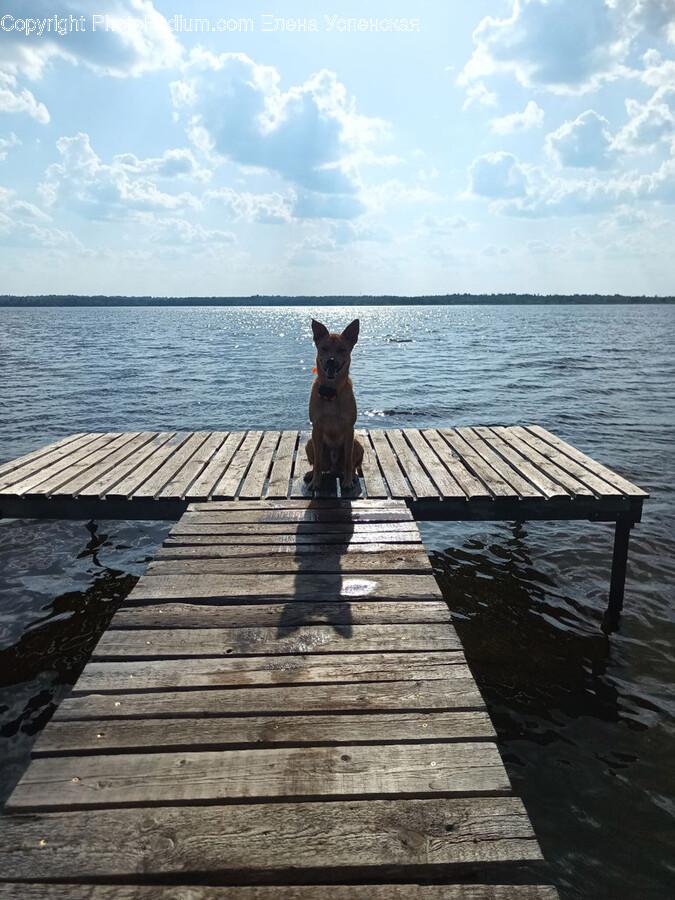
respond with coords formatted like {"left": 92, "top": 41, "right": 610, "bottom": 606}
{"left": 309, "top": 425, "right": 323, "bottom": 491}
{"left": 341, "top": 429, "right": 356, "bottom": 490}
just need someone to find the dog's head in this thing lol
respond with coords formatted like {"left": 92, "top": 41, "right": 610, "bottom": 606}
{"left": 311, "top": 318, "right": 359, "bottom": 383}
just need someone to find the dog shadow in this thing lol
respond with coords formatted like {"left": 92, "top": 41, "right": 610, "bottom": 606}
{"left": 276, "top": 503, "right": 355, "bottom": 639}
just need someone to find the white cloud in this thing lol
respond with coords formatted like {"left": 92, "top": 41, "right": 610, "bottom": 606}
{"left": 0, "top": 188, "right": 80, "bottom": 248}
{"left": 0, "top": 71, "right": 49, "bottom": 122}
{"left": 545, "top": 110, "right": 614, "bottom": 168}
{"left": 459, "top": 0, "right": 631, "bottom": 96}
{"left": 329, "top": 221, "right": 394, "bottom": 244}
{"left": 114, "top": 148, "right": 210, "bottom": 181}
{"left": 0, "top": 132, "right": 20, "bottom": 161}
{"left": 206, "top": 188, "right": 293, "bottom": 224}
{"left": 149, "top": 218, "right": 236, "bottom": 245}
{"left": 527, "top": 239, "right": 553, "bottom": 254}
{"left": 171, "top": 50, "right": 387, "bottom": 218}
{"left": 461, "top": 81, "right": 498, "bottom": 111}
{"left": 360, "top": 179, "right": 441, "bottom": 213}
{"left": 468, "top": 152, "right": 528, "bottom": 198}
{"left": 0, "top": 1, "right": 181, "bottom": 80}
{"left": 40, "top": 133, "right": 201, "bottom": 219}
{"left": 490, "top": 101, "right": 544, "bottom": 134}
{"left": 417, "top": 213, "right": 474, "bottom": 233}
{"left": 613, "top": 86, "right": 675, "bottom": 152}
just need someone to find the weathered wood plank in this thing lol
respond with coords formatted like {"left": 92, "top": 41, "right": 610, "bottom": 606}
{"left": 0, "top": 797, "right": 541, "bottom": 878}
{"left": 0, "top": 885, "right": 560, "bottom": 899}
{"left": 438, "top": 430, "right": 518, "bottom": 499}
{"left": 146, "top": 549, "right": 432, "bottom": 576}
{"left": 493, "top": 427, "right": 594, "bottom": 497}
{"left": 526, "top": 426, "right": 648, "bottom": 498}
{"left": 110, "top": 600, "right": 452, "bottom": 629}
{"left": 38, "top": 433, "right": 144, "bottom": 498}
{"left": 92, "top": 624, "right": 461, "bottom": 659}
{"left": 386, "top": 430, "right": 439, "bottom": 499}
{"left": 157, "top": 432, "right": 230, "bottom": 500}
{"left": 265, "top": 430, "right": 298, "bottom": 499}
{"left": 420, "top": 430, "right": 490, "bottom": 499}
{"left": 403, "top": 429, "right": 466, "bottom": 499}
{"left": 472, "top": 428, "right": 569, "bottom": 500}
{"left": 8, "top": 742, "right": 509, "bottom": 811}
{"left": 455, "top": 429, "right": 542, "bottom": 499}
{"left": 3, "top": 434, "right": 117, "bottom": 497}
{"left": 290, "top": 430, "right": 312, "bottom": 498}
{"left": 106, "top": 433, "right": 188, "bottom": 499}
{"left": 160, "top": 539, "right": 422, "bottom": 555}
{"left": 78, "top": 433, "right": 176, "bottom": 499}
{"left": 190, "top": 499, "right": 407, "bottom": 511}
{"left": 369, "top": 429, "right": 412, "bottom": 498}
{"left": 53, "top": 677, "right": 483, "bottom": 721}
{"left": 52, "top": 432, "right": 157, "bottom": 498}
{"left": 169, "top": 521, "right": 420, "bottom": 538}
{"left": 181, "top": 508, "right": 414, "bottom": 525}
{"left": 131, "top": 433, "right": 210, "bottom": 500}
{"left": 72, "top": 651, "right": 468, "bottom": 693}
{"left": 0, "top": 433, "right": 95, "bottom": 490}
{"left": 239, "top": 431, "right": 281, "bottom": 499}
{"left": 186, "top": 431, "right": 245, "bottom": 501}
{"left": 126, "top": 573, "right": 442, "bottom": 603}
{"left": 212, "top": 430, "right": 264, "bottom": 499}
{"left": 33, "top": 710, "right": 495, "bottom": 757}
{"left": 355, "top": 430, "right": 388, "bottom": 499}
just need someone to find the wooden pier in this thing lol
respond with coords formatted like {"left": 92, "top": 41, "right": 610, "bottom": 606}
{"left": 1, "top": 500, "right": 559, "bottom": 897}
{"left": 0, "top": 425, "right": 649, "bottom": 620}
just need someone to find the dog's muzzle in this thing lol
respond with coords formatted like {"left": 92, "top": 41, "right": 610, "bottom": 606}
{"left": 323, "top": 358, "right": 343, "bottom": 380}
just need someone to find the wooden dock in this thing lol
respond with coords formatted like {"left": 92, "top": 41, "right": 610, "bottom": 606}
{"left": 0, "top": 425, "right": 649, "bottom": 621}
{"left": 1, "top": 500, "right": 559, "bottom": 897}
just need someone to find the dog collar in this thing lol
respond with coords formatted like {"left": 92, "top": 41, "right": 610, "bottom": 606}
{"left": 318, "top": 385, "right": 339, "bottom": 402}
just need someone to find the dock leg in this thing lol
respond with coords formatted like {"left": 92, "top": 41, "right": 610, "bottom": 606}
{"left": 604, "top": 515, "right": 633, "bottom": 632}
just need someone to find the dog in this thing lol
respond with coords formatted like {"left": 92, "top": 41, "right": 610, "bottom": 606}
{"left": 304, "top": 318, "right": 364, "bottom": 492}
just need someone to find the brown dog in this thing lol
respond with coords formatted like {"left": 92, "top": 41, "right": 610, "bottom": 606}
{"left": 305, "top": 318, "right": 364, "bottom": 491}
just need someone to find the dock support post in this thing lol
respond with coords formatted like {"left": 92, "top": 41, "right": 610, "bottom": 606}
{"left": 604, "top": 514, "right": 633, "bottom": 632}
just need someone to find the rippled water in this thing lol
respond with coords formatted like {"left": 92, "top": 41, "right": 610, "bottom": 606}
{"left": 0, "top": 304, "right": 673, "bottom": 898}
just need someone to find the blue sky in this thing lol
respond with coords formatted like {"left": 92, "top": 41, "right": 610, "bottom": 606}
{"left": 0, "top": 0, "right": 673, "bottom": 296}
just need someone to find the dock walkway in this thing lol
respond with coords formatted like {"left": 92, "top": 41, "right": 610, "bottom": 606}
{"left": 1, "top": 499, "right": 558, "bottom": 896}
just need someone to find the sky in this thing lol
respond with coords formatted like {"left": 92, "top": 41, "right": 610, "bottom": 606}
{"left": 0, "top": 0, "right": 673, "bottom": 297}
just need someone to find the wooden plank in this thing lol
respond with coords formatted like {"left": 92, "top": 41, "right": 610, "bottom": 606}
{"left": 131, "top": 433, "right": 210, "bottom": 500}
{"left": 265, "top": 430, "right": 298, "bottom": 499}
{"left": 33, "top": 710, "right": 496, "bottom": 757}
{"left": 0, "top": 885, "right": 560, "bottom": 900}
{"left": 369, "top": 429, "right": 412, "bottom": 498}
{"left": 0, "top": 797, "right": 541, "bottom": 878}
{"left": 2, "top": 433, "right": 117, "bottom": 497}
{"left": 51, "top": 432, "right": 157, "bottom": 498}
{"left": 0, "top": 434, "right": 86, "bottom": 481}
{"left": 110, "top": 600, "right": 452, "bottom": 629}
{"left": 210, "top": 430, "right": 264, "bottom": 499}
{"left": 157, "top": 432, "right": 229, "bottom": 500}
{"left": 190, "top": 499, "right": 407, "bottom": 511}
{"left": 420, "top": 430, "right": 490, "bottom": 499}
{"left": 526, "top": 425, "right": 649, "bottom": 498}
{"left": 39, "top": 433, "right": 144, "bottom": 497}
{"left": 125, "top": 573, "right": 443, "bottom": 603}
{"left": 472, "top": 427, "right": 569, "bottom": 500}
{"left": 161, "top": 539, "right": 421, "bottom": 554}
{"left": 169, "top": 522, "right": 420, "bottom": 538}
{"left": 386, "top": 430, "right": 439, "bottom": 499}
{"left": 512, "top": 427, "right": 624, "bottom": 498}
{"left": 493, "top": 427, "right": 595, "bottom": 497}
{"left": 106, "top": 433, "right": 187, "bottom": 499}
{"left": 72, "top": 651, "right": 468, "bottom": 693}
{"left": 92, "top": 624, "right": 461, "bottom": 659}
{"left": 403, "top": 429, "right": 466, "bottom": 498}
{"left": 77, "top": 433, "right": 175, "bottom": 498}
{"left": 7, "top": 742, "right": 508, "bottom": 811}
{"left": 181, "top": 508, "right": 414, "bottom": 524}
{"left": 438, "top": 430, "right": 518, "bottom": 499}
{"left": 53, "top": 677, "right": 483, "bottom": 721}
{"left": 146, "top": 549, "right": 432, "bottom": 576}
{"left": 186, "top": 431, "right": 245, "bottom": 501}
{"left": 455, "top": 429, "right": 542, "bottom": 499}
{"left": 238, "top": 431, "right": 281, "bottom": 499}
{"left": 356, "top": 429, "right": 388, "bottom": 498}
{"left": 290, "top": 429, "right": 312, "bottom": 498}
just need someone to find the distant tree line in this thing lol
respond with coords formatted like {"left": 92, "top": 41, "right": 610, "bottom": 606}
{"left": 0, "top": 294, "right": 672, "bottom": 307}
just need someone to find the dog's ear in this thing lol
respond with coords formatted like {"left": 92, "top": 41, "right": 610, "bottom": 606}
{"left": 311, "top": 319, "right": 329, "bottom": 345}
{"left": 341, "top": 319, "right": 360, "bottom": 349}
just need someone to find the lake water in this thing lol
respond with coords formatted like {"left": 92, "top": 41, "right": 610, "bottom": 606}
{"left": 0, "top": 304, "right": 673, "bottom": 898}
